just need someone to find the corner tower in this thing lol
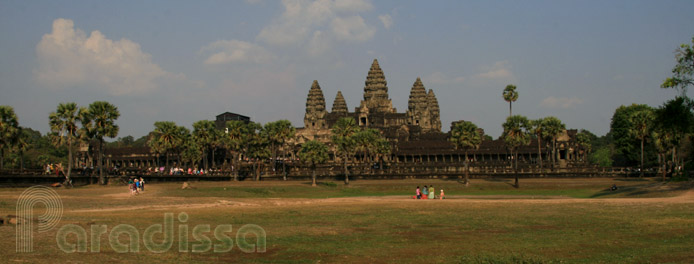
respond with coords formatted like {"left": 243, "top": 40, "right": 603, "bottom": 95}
{"left": 407, "top": 77, "right": 430, "bottom": 128}
{"left": 304, "top": 80, "right": 327, "bottom": 129}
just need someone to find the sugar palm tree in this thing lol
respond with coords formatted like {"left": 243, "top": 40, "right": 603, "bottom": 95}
{"left": 629, "top": 109, "right": 655, "bottom": 177}
{"left": 193, "top": 120, "right": 217, "bottom": 170}
{"left": 502, "top": 115, "right": 532, "bottom": 188}
{"left": 297, "top": 140, "right": 329, "bottom": 187}
{"left": 224, "top": 120, "right": 247, "bottom": 181}
{"left": 575, "top": 131, "right": 592, "bottom": 162}
{"left": 49, "top": 102, "right": 80, "bottom": 185}
{"left": 148, "top": 121, "right": 183, "bottom": 174}
{"left": 502, "top": 84, "right": 518, "bottom": 117}
{"left": 651, "top": 128, "right": 674, "bottom": 181}
{"left": 263, "top": 120, "right": 295, "bottom": 180}
{"left": 85, "top": 101, "right": 119, "bottom": 184}
{"left": 246, "top": 122, "right": 268, "bottom": 181}
{"left": 531, "top": 118, "right": 546, "bottom": 171}
{"left": 449, "top": 121, "right": 482, "bottom": 186}
{"left": 541, "top": 116, "right": 565, "bottom": 171}
{"left": 0, "top": 105, "right": 19, "bottom": 171}
{"left": 331, "top": 117, "right": 359, "bottom": 185}
{"left": 14, "top": 128, "right": 31, "bottom": 171}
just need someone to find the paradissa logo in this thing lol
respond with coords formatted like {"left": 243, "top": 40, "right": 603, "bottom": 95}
{"left": 16, "top": 186, "right": 265, "bottom": 254}
{"left": 56, "top": 212, "right": 266, "bottom": 253}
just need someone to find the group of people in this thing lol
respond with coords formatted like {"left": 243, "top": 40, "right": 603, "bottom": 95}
{"left": 415, "top": 185, "right": 444, "bottom": 200}
{"left": 146, "top": 167, "right": 212, "bottom": 175}
{"left": 127, "top": 177, "right": 145, "bottom": 195}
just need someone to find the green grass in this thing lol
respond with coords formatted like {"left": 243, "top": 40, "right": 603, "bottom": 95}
{"left": 0, "top": 178, "right": 692, "bottom": 263}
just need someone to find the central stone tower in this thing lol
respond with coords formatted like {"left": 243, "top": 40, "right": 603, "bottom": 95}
{"left": 358, "top": 59, "right": 395, "bottom": 114}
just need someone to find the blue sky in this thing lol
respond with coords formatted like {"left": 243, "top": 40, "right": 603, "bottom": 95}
{"left": 1, "top": 0, "right": 692, "bottom": 139}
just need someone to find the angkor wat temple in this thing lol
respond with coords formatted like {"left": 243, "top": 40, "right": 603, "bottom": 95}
{"left": 294, "top": 59, "right": 582, "bottom": 166}
{"left": 91, "top": 59, "right": 585, "bottom": 178}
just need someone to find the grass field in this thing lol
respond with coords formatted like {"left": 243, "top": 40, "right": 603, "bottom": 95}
{"left": 0, "top": 178, "right": 693, "bottom": 263}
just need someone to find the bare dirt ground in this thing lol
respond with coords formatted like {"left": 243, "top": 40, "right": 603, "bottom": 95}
{"left": 53, "top": 179, "right": 694, "bottom": 213}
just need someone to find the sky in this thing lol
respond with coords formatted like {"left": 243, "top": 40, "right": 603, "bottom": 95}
{"left": 1, "top": 0, "right": 692, "bottom": 140}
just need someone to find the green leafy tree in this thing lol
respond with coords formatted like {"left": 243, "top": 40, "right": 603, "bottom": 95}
{"left": 181, "top": 133, "right": 203, "bottom": 169}
{"left": 331, "top": 117, "right": 359, "bottom": 185}
{"left": 651, "top": 128, "right": 674, "bottom": 180}
{"left": 629, "top": 109, "right": 655, "bottom": 177}
{"left": 661, "top": 37, "right": 694, "bottom": 96}
{"left": 502, "top": 84, "right": 519, "bottom": 117}
{"left": 193, "top": 120, "right": 217, "bottom": 170}
{"left": 148, "top": 121, "right": 184, "bottom": 173}
{"left": 353, "top": 129, "right": 380, "bottom": 163}
{"left": 0, "top": 106, "right": 19, "bottom": 171}
{"left": 49, "top": 102, "right": 81, "bottom": 184}
{"left": 245, "top": 122, "right": 269, "bottom": 181}
{"left": 502, "top": 115, "right": 532, "bottom": 188}
{"left": 84, "top": 101, "right": 119, "bottom": 184}
{"left": 541, "top": 117, "right": 565, "bottom": 170}
{"left": 653, "top": 97, "right": 694, "bottom": 178}
{"left": 13, "top": 128, "right": 31, "bottom": 170}
{"left": 449, "top": 121, "right": 482, "bottom": 186}
{"left": 575, "top": 131, "right": 592, "bottom": 162}
{"left": 297, "top": 140, "right": 329, "bottom": 187}
{"left": 610, "top": 104, "right": 656, "bottom": 167}
{"left": 224, "top": 120, "right": 248, "bottom": 181}
{"left": 531, "top": 118, "right": 547, "bottom": 170}
{"left": 374, "top": 137, "right": 391, "bottom": 171}
{"left": 263, "top": 120, "right": 295, "bottom": 180}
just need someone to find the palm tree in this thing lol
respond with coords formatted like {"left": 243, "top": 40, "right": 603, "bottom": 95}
{"left": 246, "top": 122, "right": 268, "bottom": 181}
{"left": 181, "top": 134, "right": 203, "bottom": 169}
{"left": 629, "top": 109, "right": 655, "bottom": 177}
{"left": 14, "top": 128, "right": 31, "bottom": 171}
{"left": 85, "top": 101, "right": 119, "bottom": 184}
{"left": 297, "top": 140, "right": 329, "bottom": 187}
{"left": 531, "top": 118, "right": 546, "bottom": 171}
{"left": 502, "top": 115, "right": 532, "bottom": 188}
{"left": 651, "top": 128, "right": 674, "bottom": 181}
{"left": 449, "top": 121, "right": 482, "bottom": 186}
{"left": 331, "top": 117, "right": 359, "bottom": 185}
{"left": 49, "top": 102, "right": 80, "bottom": 184}
{"left": 224, "top": 120, "right": 248, "bottom": 181}
{"left": 575, "top": 131, "right": 592, "bottom": 162}
{"left": 541, "top": 117, "right": 565, "bottom": 171}
{"left": 353, "top": 129, "right": 379, "bottom": 163}
{"left": 148, "top": 121, "right": 182, "bottom": 174}
{"left": 375, "top": 137, "right": 391, "bottom": 172}
{"left": 263, "top": 120, "right": 295, "bottom": 180}
{"left": 502, "top": 84, "right": 519, "bottom": 117}
{"left": 0, "top": 105, "right": 19, "bottom": 171}
{"left": 193, "top": 120, "right": 216, "bottom": 170}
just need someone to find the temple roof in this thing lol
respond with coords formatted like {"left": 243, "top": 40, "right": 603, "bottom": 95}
{"left": 361, "top": 59, "right": 394, "bottom": 113}
{"left": 331, "top": 91, "right": 348, "bottom": 114}
{"left": 305, "top": 80, "right": 326, "bottom": 115}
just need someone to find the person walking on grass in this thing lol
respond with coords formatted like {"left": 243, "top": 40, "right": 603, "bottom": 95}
{"left": 128, "top": 178, "right": 135, "bottom": 195}
{"left": 429, "top": 185, "right": 435, "bottom": 199}
{"left": 416, "top": 186, "right": 421, "bottom": 199}
{"left": 139, "top": 177, "right": 145, "bottom": 191}
{"left": 422, "top": 185, "right": 429, "bottom": 199}
{"left": 440, "top": 189, "right": 445, "bottom": 200}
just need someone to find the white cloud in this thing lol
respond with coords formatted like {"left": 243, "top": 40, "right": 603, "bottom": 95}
{"left": 34, "top": 18, "right": 169, "bottom": 95}
{"left": 256, "top": 0, "right": 376, "bottom": 48}
{"left": 540, "top": 96, "right": 583, "bottom": 109}
{"left": 308, "top": 31, "right": 331, "bottom": 57}
{"left": 201, "top": 40, "right": 276, "bottom": 65}
{"left": 334, "top": 0, "right": 372, "bottom": 12}
{"left": 378, "top": 14, "right": 393, "bottom": 29}
{"left": 425, "top": 72, "right": 465, "bottom": 85}
{"left": 331, "top": 15, "right": 375, "bottom": 42}
{"left": 476, "top": 61, "right": 513, "bottom": 79}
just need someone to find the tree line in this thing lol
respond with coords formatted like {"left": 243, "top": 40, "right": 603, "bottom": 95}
{"left": 1, "top": 37, "right": 692, "bottom": 186}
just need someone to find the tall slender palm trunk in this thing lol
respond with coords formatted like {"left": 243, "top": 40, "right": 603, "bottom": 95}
{"left": 640, "top": 139, "right": 645, "bottom": 178}
{"left": 343, "top": 153, "right": 350, "bottom": 185}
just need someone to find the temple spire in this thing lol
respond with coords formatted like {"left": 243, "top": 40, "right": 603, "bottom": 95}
{"left": 360, "top": 59, "right": 394, "bottom": 113}
{"left": 427, "top": 89, "right": 442, "bottom": 131}
{"left": 304, "top": 80, "right": 327, "bottom": 129}
{"left": 331, "top": 91, "right": 348, "bottom": 114}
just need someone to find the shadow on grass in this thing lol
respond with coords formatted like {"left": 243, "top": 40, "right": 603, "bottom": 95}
{"left": 590, "top": 181, "right": 693, "bottom": 198}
